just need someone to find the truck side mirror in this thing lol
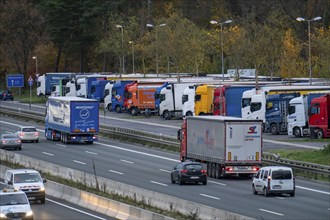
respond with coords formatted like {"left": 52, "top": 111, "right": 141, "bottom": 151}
{"left": 177, "top": 129, "right": 182, "bottom": 141}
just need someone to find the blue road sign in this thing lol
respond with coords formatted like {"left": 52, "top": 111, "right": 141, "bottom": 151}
{"left": 6, "top": 74, "right": 24, "bottom": 88}
{"left": 28, "top": 76, "right": 33, "bottom": 86}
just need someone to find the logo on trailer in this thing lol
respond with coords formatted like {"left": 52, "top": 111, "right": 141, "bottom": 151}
{"left": 248, "top": 126, "right": 258, "bottom": 134}
{"left": 79, "top": 109, "right": 90, "bottom": 119}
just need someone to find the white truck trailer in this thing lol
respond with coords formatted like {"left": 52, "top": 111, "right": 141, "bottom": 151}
{"left": 178, "top": 116, "right": 263, "bottom": 178}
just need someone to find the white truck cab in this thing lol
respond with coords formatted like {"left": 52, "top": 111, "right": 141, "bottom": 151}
{"left": 252, "top": 166, "right": 295, "bottom": 197}
{"left": 4, "top": 169, "right": 47, "bottom": 204}
{"left": 0, "top": 188, "right": 34, "bottom": 220}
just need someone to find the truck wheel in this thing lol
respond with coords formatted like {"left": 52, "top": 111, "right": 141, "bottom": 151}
{"left": 270, "top": 124, "right": 279, "bottom": 135}
{"left": 207, "top": 163, "right": 211, "bottom": 176}
{"left": 316, "top": 130, "right": 323, "bottom": 139}
{"left": 131, "top": 108, "right": 138, "bottom": 116}
{"left": 186, "top": 112, "right": 193, "bottom": 117}
{"left": 290, "top": 191, "right": 295, "bottom": 197}
{"left": 215, "top": 164, "right": 220, "bottom": 179}
{"left": 107, "top": 104, "right": 111, "bottom": 111}
{"left": 115, "top": 105, "right": 121, "bottom": 113}
{"left": 211, "top": 163, "right": 216, "bottom": 178}
{"left": 293, "top": 127, "right": 302, "bottom": 138}
{"left": 163, "top": 111, "right": 171, "bottom": 120}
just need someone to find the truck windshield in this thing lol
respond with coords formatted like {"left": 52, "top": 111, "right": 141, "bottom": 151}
{"left": 288, "top": 105, "right": 295, "bottom": 115}
{"left": 124, "top": 91, "right": 132, "bottom": 99}
{"left": 159, "top": 94, "right": 165, "bottom": 102}
{"left": 250, "top": 102, "right": 261, "bottom": 112}
{"left": 242, "top": 98, "right": 251, "bottom": 108}
{"left": 195, "top": 94, "right": 201, "bottom": 101}
{"left": 182, "top": 95, "right": 188, "bottom": 104}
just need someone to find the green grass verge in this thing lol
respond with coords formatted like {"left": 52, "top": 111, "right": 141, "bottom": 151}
{"left": 268, "top": 144, "right": 330, "bottom": 166}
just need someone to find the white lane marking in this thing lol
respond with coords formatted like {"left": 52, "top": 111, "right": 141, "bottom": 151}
{"left": 56, "top": 144, "right": 67, "bottom": 148}
{"left": 209, "top": 180, "right": 226, "bottom": 186}
{"left": 150, "top": 181, "right": 168, "bottom": 186}
{"left": 296, "top": 186, "right": 330, "bottom": 195}
{"left": 42, "top": 152, "right": 54, "bottom": 156}
{"left": 276, "top": 197, "right": 284, "bottom": 200}
{"left": 46, "top": 198, "right": 107, "bottom": 220}
{"left": 96, "top": 142, "right": 179, "bottom": 162}
{"left": 200, "top": 194, "right": 220, "bottom": 200}
{"left": 85, "top": 151, "right": 98, "bottom": 155}
{"left": 259, "top": 209, "right": 284, "bottom": 216}
{"left": 159, "top": 169, "right": 171, "bottom": 173}
{"left": 73, "top": 160, "right": 86, "bottom": 165}
{"left": 120, "top": 159, "right": 134, "bottom": 164}
{"left": 109, "top": 170, "right": 123, "bottom": 175}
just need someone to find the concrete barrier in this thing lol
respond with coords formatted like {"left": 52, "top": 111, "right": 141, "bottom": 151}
{"left": 0, "top": 149, "right": 254, "bottom": 220}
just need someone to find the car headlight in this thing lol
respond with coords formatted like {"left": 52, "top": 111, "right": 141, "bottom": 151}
{"left": 40, "top": 187, "right": 45, "bottom": 191}
{"left": 26, "top": 210, "right": 33, "bottom": 217}
{"left": 0, "top": 213, "right": 6, "bottom": 218}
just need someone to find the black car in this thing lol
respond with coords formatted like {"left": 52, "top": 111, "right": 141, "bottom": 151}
{"left": 0, "top": 90, "right": 14, "bottom": 100}
{"left": 170, "top": 161, "right": 207, "bottom": 185}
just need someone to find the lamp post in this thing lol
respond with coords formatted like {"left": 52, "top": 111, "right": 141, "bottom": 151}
{"left": 32, "top": 56, "right": 38, "bottom": 78}
{"left": 146, "top": 23, "right": 166, "bottom": 77}
{"left": 210, "top": 19, "right": 232, "bottom": 81}
{"left": 296, "top": 16, "right": 322, "bottom": 85}
{"left": 116, "top": 24, "right": 124, "bottom": 77}
{"left": 129, "top": 41, "right": 135, "bottom": 74}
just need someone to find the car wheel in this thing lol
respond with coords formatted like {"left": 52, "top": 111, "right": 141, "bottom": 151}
{"left": 171, "top": 174, "right": 175, "bottom": 184}
{"left": 40, "top": 198, "right": 46, "bottom": 204}
{"left": 203, "top": 180, "right": 207, "bottom": 185}
{"left": 293, "top": 127, "right": 301, "bottom": 138}
{"left": 178, "top": 176, "right": 184, "bottom": 185}
{"left": 18, "top": 147, "right": 22, "bottom": 151}
{"left": 252, "top": 184, "right": 257, "bottom": 195}
{"left": 290, "top": 191, "right": 295, "bottom": 197}
{"left": 263, "top": 188, "right": 270, "bottom": 197}
{"left": 36, "top": 139, "right": 39, "bottom": 143}
{"left": 271, "top": 124, "right": 279, "bottom": 135}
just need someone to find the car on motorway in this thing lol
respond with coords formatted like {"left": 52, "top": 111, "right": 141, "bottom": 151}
{"left": 0, "top": 133, "right": 22, "bottom": 150}
{"left": 4, "top": 169, "right": 47, "bottom": 204}
{"left": 16, "top": 126, "right": 39, "bottom": 143}
{"left": 0, "top": 90, "right": 14, "bottom": 101}
{"left": 0, "top": 188, "right": 34, "bottom": 220}
{"left": 252, "top": 166, "right": 295, "bottom": 197}
{"left": 170, "top": 161, "right": 207, "bottom": 185}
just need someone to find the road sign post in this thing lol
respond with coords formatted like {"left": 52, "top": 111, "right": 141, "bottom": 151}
{"left": 28, "top": 76, "right": 34, "bottom": 110}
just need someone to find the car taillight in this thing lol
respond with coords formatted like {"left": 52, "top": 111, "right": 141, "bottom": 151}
{"left": 19, "top": 132, "right": 24, "bottom": 136}
{"left": 267, "top": 176, "right": 271, "bottom": 190}
{"left": 15, "top": 140, "right": 21, "bottom": 143}
{"left": 253, "top": 167, "right": 260, "bottom": 171}
{"left": 34, "top": 132, "right": 39, "bottom": 136}
{"left": 2, "top": 140, "right": 7, "bottom": 143}
{"left": 201, "top": 169, "right": 207, "bottom": 175}
{"left": 226, "top": 167, "right": 233, "bottom": 171}
{"left": 180, "top": 169, "right": 188, "bottom": 173}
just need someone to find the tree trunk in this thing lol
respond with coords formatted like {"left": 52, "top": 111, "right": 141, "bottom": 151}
{"left": 55, "top": 47, "right": 62, "bottom": 72}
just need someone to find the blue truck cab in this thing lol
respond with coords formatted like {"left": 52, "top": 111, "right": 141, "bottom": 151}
{"left": 111, "top": 80, "right": 133, "bottom": 113}
{"left": 45, "top": 96, "right": 99, "bottom": 144}
{"left": 154, "top": 82, "right": 169, "bottom": 112}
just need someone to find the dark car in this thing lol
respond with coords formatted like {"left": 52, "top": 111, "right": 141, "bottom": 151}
{"left": 170, "top": 161, "right": 207, "bottom": 185}
{"left": 0, "top": 90, "right": 14, "bottom": 100}
{"left": 1, "top": 134, "right": 22, "bottom": 150}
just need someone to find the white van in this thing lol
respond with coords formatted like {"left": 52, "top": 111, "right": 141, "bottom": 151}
{"left": 4, "top": 169, "right": 47, "bottom": 204}
{"left": 0, "top": 188, "right": 34, "bottom": 220}
{"left": 252, "top": 166, "right": 295, "bottom": 197}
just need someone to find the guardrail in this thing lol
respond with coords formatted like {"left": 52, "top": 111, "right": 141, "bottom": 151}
{"left": 1, "top": 105, "right": 329, "bottom": 177}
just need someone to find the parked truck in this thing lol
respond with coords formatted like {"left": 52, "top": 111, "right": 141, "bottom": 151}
{"left": 194, "top": 84, "right": 221, "bottom": 115}
{"left": 177, "top": 116, "right": 263, "bottom": 178}
{"left": 37, "top": 72, "right": 73, "bottom": 96}
{"left": 287, "top": 92, "right": 329, "bottom": 137}
{"left": 111, "top": 80, "right": 134, "bottom": 113}
{"left": 309, "top": 93, "right": 330, "bottom": 139}
{"left": 45, "top": 96, "right": 99, "bottom": 144}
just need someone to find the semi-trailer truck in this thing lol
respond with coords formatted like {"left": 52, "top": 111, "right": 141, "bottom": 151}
{"left": 177, "top": 116, "right": 263, "bottom": 178}
{"left": 45, "top": 96, "right": 99, "bottom": 144}
{"left": 37, "top": 72, "right": 73, "bottom": 96}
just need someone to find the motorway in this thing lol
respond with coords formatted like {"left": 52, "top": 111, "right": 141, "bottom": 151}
{"left": 0, "top": 112, "right": 329, "bottom": 220}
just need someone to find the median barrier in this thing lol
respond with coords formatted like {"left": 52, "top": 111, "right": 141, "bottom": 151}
{"left": 0, "top": 149, "right": 254, "bottom": 220}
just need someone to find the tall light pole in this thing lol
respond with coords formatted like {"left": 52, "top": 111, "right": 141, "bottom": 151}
{"left": 129, "top": 41, "right": 135, "bottom": 74}
{"left": 296, "top": 16, "right": 322, "bottom": 85}
{"left": 32, "top": 56, "right": 38, "bottom": 78}
{"left": 116, "top": 24, "right": 124, "bottom": 77}
{"left": 146, "top": 23, "right": 166, "bottom": 77}
{"left": 210, "top": 19, "right": 232, "bottom": 81}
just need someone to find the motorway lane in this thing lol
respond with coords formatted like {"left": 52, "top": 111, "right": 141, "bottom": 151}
{"left": 1, "top": 119, "right": 329, "bottom": 220}
{"left": 32, "top": 196, "right": 112, "bottom": 220}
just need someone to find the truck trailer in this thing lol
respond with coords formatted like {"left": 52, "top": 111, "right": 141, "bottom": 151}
{"left": 178, "top": 116, "right": 263, "bottom": 178}
{"left": 37, "top": 72, "right": 73, "bottom": 96}
{"left": 45, "top": 96, "right": 99, "bottom": 144}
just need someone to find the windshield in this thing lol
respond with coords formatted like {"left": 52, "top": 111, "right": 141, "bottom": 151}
{"left": 242, "top": 98, "right": 251, "bottom": 108}
{"left": 14, "top": 173, "right": 42, "bottom": 184}
{"left": 159, "top": 94, "right": 165, "bottom": 103}
{"left": 124, "top": 91, "right": 132, "bottom": 99}
{"left": 0, "top": 194, "right": 29, "bottom": 206}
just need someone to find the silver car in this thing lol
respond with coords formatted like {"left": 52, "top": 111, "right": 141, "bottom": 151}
{"left": 1, "top": 134, "right": 22, "bottom": 150}
{"left": 16, "top": 126, "right": 39, "bottom": 143}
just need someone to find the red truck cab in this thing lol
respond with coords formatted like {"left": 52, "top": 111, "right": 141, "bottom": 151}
{"left": 309, "top": 93, "right": 330, "bottom": 139}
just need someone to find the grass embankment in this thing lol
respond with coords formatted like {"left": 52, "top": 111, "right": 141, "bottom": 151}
{"left": 268, "top": 144, "right": 330, "bottom": 166}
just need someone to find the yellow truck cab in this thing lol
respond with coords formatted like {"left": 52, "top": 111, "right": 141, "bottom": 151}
{"left": 194, "top": 84, "right": 220, "bottom": 116}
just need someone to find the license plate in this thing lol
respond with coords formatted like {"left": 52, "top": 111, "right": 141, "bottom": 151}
{"left": 28, "top": 197, "right": 36, "bottom": 200}
{"left": 12, "top": 218, "right": 21, "bottom": 220}
{"left": 190, "top": 176, "right": 199, "bottom": 179}
{"left": 273, "top": 185, "right": 281, "bottom": 189}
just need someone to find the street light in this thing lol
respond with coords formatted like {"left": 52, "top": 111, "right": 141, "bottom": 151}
{"left": 210, "top": 19, "right": 232, "bottom": 81}
{"left": 129, "top": 41, "right": 135, "bottom": 74}
{"left": 296, "top": 16, "right": 322, "bottom": 85}
{"left": 32, "top": 56, "right": 38, "bottom": 78}
{"left": 116, "top": 24, "right": 124, "bottom": 77}
{"left": 146, "top": 23, "right": 166, "bottom": 77}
